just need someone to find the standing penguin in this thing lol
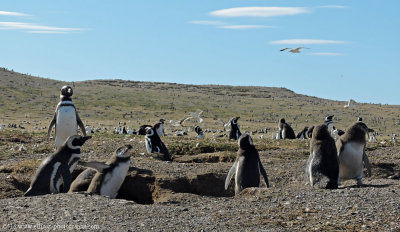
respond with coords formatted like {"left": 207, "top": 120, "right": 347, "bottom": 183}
{"left": 296, "top": 126, "right": 309, "bottom": 139}
{"left": 305, "top": 124, "right": 339, "bottom": 189}
{"left": 194, "top": 125, "right": 205, "bottom": 139}
{"left": 154, "top": 119, "right": 165, "bottom": 137}
{"left": 24, "top": 135, "right": 91, "bottom": 196}
{"left": 145, "top": 127, "right": 172, "bottom": 161}
{"left": 229, "top": 117, "right": 242, "bottom": 140}
{"left": 47, "top": 86, "right": 86, "bottom": 150}
{"left": 278, "top": 118, "right": 296, "bottom": 139}
{"left": 225, "top": 134, "right": 269, "bottom": 195}
{"left": 80, "top": 145, "right": 132, "bottom": 198}
{"left": 324, "top": 115, "right": 334, "bottom": 137}
{"left": 336, "top": 122, "right": 372, "bottom": 185}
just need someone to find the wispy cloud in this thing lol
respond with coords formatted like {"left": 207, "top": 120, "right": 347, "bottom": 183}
{"left": 210, "top": 7, "right": 310, "bottom": 18}
{"left": 0, "top": 22, "right": 84, "bottom": 33}
{"left": 219, "top": 25, "right": 275, "bottom": 30}
{"left": 308, "top": 52, "right": 344, "bottom": 56}
{"left": 188, "top": 20, "right": 225, "bottom": 25}
{"left": 270, "top": 39, "right": 347, "bottom": 45}
{"left": 0, "top": 10, "right": 30, "bottom": 17}
{"left": 316, "top": 5, "right": 350, "bottom": 9}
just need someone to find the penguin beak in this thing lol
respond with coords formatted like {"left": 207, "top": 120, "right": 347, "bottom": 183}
{"left": 80, "top": 136, "right": 92, "bottom": 144}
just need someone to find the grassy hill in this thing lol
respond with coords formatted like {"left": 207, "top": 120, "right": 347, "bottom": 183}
{"left": 0, "top": 67, "right": 399, "bottom": 136}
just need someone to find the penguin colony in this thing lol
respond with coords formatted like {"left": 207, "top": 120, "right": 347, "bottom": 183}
{"left": 23, "top": 85, "right": 384, "bottom": 199}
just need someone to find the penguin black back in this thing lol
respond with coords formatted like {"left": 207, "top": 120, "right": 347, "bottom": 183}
{"left": 229, "top": 117, "right": 242, "bottom": 140}
{"left": 145, "top": 127, "right": 172, "bottom": 161}
{"left": 306, "top": 124, "right": 339, "bottom": 189}
{"left": 24, "top": 135, "right": 91, "bottom": 196}
{"left": 225, "top": 134, "right": 269, "bottom": 195}
{"left": 278, "top": 118, "right": 296, "bottom": 139}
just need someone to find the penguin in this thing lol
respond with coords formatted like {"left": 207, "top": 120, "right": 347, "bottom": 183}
{"left": 145, "top": 127, "right": 172, "bottom": 161}
{"left": 81, "top": 145, "right": 132, "bottom": 198}
{"left": 47, "top": 86, "right": 86, "bottom": 150}
{"left": 225, "top": 134, "right": 269, "bottom": 195}
{"left": 138, "top": 124, "right": 152, "bottom": 135}
{"left": 324, "top": 115, "right": 334, "bottom": 136}
{"left": 194, "top": 125, "right": 205, "bottom": 139}
{"left": 228, "top": 117, "right": 242, "bottom": 140}
{"left": 278, "top": 118, "right": 296, "bottom": 139}
{"left": 336, "top": 122, "right": 373, "bottom": 185}
{"left": 154, "top": 119, "right": 165, "bottom": 137}
{"left": 306, "top": 126, "right": 314, "bottom": 138}
{"left": 296, "top": 126, "right": 309, "bottom": 139}
{"left": 68, "top": 168, "right": 97, "bottom": 193}
{"left": 24, "top": 135, "right": 91, "bottom": 196}
{"left": 357, "top": 117, "right": 363, "bottom": 122}
{"left": 305, "top": 124, "right": 339, "bottom": 189}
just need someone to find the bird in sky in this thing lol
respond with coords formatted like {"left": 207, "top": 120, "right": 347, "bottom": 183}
{"left": 289, "top": 47, "right": 309, "bottom": 53}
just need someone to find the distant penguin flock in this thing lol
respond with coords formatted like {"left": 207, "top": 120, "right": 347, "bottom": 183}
{"left": 19, "top": 85, "right": 390, "bottom": 199}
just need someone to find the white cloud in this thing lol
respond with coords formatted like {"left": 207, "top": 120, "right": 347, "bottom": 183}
{"left": 0, "top": 10, "right": 30, "bottom": 17}
{"left": 210, "top": 7, "right": 309, "bottom": 18}
{"left": 308, "top": 52, "right": 344, "bottom": 56}
{"left": 270, "top": 39, "right": 346, "bottom": 45}
{"left": 188, "top": 20, "right": 224, "bottom": 25}
{"left": 219, "top": 25, "right": 275, "bottom": 29}
{"left": 0, "top": 22, "right": 84, "bottom": 33}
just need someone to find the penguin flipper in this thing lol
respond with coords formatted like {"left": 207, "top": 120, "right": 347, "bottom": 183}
{"left": 59, "top": 165, "right": 72, "bottom": 193}
{"left": 76, "top": 112, "right": 86, "bottom": 137}
{"left": 259, "top": 162, "right": 270, "bottom": 188}
{"left": 78, "top": 161, "right": 110, "bottom": 173}
{"left": 225, "top": 160, "right": 238, "bottom": 190}
{"left": 363, "top": 151, "right": 372, "bottom": 177}
{"left": 24, "top": 188, "right": 46, "bottom": 197}
{"left": 304, "top": 153, "right": 313, "bottom": 184}
{"left": 47, "top": 114, "right": 56, "bottom": 140}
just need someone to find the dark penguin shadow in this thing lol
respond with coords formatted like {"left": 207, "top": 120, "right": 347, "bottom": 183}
{"left": 339, "top": 183, "right": 392, "bottom": 189}
{"left": 128, "top": 166, "right": 153, "bottom": 175}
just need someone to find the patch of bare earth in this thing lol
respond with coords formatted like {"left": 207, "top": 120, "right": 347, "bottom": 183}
{"left": 0, "top": 142, "right": 399, "bottom": 231}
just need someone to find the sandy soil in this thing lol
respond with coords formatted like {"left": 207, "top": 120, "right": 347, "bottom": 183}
{"left": 0, "top": 137, "right": 399, "bottom": 231}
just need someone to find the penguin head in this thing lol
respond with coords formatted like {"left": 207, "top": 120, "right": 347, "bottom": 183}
{"left": 324, "top": 115, "right": 334, "bottom": 123}
{"left": 279, "top": 118, "right": 286, "bottom": 124}
{"left": 307, "top": 126, "right": 315, "bottom": 138}
{"left": 61, "top": 86, "right": 73, "bottom": 97}
{"left": 65, "top": 135, "right": 91, "bottom": 150}
{"left": 238, "top": 133, "right": 254, "bottom": 150}
{"left": 159, "top": 119, "right": 165, "bottom": 124}
{"left": 312, "top": 124, "right": 331, "bottom": 140}
{"left": 145, "top": 127, "right": 155, "bottom": 136}
{"left": 231, "top": 117, "right": 240, "bottom": 125}
{"left": 115, "top": 144, "right": 133, "bottom": 158}
{"left": 357, "top": 117, "right": 363, "bottom": 122}
{"left": 344, "top": 122, "right": 373, "bottom": 141}
{"left": 194, "top": 126, "right": 202, "bottom": 134}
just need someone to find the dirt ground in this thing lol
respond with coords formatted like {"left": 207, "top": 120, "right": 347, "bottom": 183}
{"left": 0, "top": 133, "right": 399, "bottom": 231}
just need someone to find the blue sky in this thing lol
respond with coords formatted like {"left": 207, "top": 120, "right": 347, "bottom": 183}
{"left": 1, "top": 1, "right": 399, "bottom": 104}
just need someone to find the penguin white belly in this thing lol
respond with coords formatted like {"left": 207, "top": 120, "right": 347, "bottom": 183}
{"left": 50, "top": 162, "right": 62, "bottom": 193}
{"left": 197, "top": 133, "right": 205, "bottom": 139}
{"left": 156, "top": 126, "right": 164, "bottom": 137}
{"left": 100, "top": 161, "right": 130, "bottom": 199}
{"left": 55, "top": 106, "right": 77, "bottom": 149}
{"left": 145, "top": 137, "right": 152, "bottom": 154}
{"left": 234, "top": 156, "right": 244, "bottom": 194}
{"left": 68, "top": 153, "right": 81, "bottom": 173}
{"left": 339, "top": 142, "right": 364, "bottom": 179}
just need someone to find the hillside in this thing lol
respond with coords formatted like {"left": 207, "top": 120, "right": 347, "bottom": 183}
{"left": 0, "top": 67, "right": 399, "bottom": 136}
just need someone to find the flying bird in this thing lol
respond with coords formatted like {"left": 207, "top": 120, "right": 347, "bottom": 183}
{"left": 280, "top": 48, "right": 291, "bottom": 52}
{"left": 289, "top": 47, "right": 309, "bottom": 53}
